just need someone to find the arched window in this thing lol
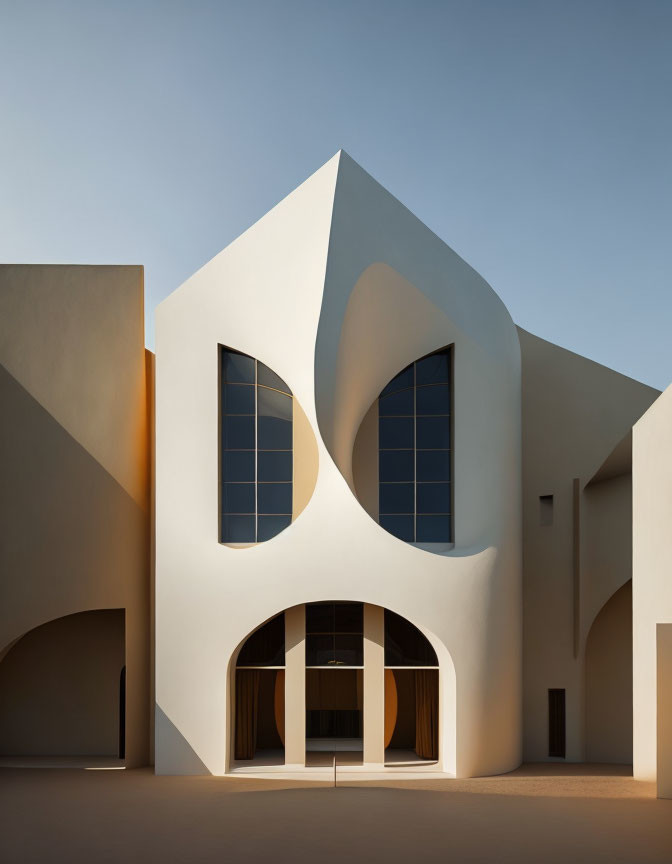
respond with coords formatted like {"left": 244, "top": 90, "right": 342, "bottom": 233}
{"left": 220, "top": 347, "right": 293, "bottom": 543}
{"left": 378, "top": 347, "right": 452, "bottom": 543}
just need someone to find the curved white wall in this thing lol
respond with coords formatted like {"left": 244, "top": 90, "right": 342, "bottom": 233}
{"left": 155, "top": 151, "right": 522, "bottom": 777}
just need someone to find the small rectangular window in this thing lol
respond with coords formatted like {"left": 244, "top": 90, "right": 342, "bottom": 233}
{"left": 548, "top": 688, "right": 566, "bottom": 757}
{"left": 539, "top": 494, "right": 553, "bottom": 527}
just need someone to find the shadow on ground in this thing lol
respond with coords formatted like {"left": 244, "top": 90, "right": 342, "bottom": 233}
{"left": 0, "top": 763, "right": 669, "bottom": 864}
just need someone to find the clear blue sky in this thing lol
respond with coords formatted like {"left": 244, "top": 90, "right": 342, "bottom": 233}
{"left": 1, "top": 0, "right": 670, "bottom": 388}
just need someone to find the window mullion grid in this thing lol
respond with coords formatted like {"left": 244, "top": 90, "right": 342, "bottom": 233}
{"left": 413, "top": 362, "right": 417, "bottom": 542}
{"left": 254, "top": 360, "right": 258, "bottom": 543}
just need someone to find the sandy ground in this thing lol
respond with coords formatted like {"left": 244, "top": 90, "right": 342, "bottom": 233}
{"left": 1, "top": 763, "right": 670, "bottom": 864}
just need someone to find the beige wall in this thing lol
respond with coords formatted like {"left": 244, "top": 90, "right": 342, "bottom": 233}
{"left": 519, "top": 327, "right": 658, "bottom": 762}
{"left": 0, "top": 610, "right": 124, "bottom": 756}
{"left": 585, "top": 581, "right": 632, "bottom": 763}
{"left": 352, "top": 400, "right": 378, "bottom": 522}
{"left": 657, "top": 624, "right": 672, "bottom": 798}
{"left": 633, "top": 383, "right": 672, "bottom": 782}
{"left": 0, "top": 265, "right": 151, "bottom": 767}
{"left": 582, "top": 473, "right": 632, "bottom": 644}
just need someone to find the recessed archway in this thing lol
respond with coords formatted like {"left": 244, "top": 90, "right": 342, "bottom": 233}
{"left": 228, "top": 602, "right": 454, "bottom": 775}
{"left": 585, "top": 580, "right": 633, "bottom": 764}
{"left": 0, "top": 609, "right": 125, "bottom": 761}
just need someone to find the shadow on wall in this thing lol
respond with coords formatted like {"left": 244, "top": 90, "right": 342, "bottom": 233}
{"left": 155, "top": 705, "right": 210, "bottom": 775}
{"left": 585, "top": 581, "right": 633, "bottom": 764}
{"left": 0, "top": 609, "right": 125, "bottom": 757}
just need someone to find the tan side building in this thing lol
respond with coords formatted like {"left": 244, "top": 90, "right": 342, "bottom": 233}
{"left": 0, "top": 153, "right": 670, "bottom": 795}
{"left": 0, "top": 264, "right": 152, "bottom": 767}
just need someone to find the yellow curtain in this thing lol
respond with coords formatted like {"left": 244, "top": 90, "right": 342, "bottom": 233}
{"left": 415, "top": 669, "right": 438, "bottom": 760}
{"left": 235, "top": 669, "right": 260, "bottom": 760}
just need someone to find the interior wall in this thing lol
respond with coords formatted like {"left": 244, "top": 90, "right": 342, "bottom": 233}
{"left": 0, "top": 610, "right": 125, "bottom": 756}
{"left": 585, "top": 582, "right": 632, "bottom": 763}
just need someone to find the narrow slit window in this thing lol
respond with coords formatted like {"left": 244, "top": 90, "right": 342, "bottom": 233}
{"left": 548, "top": 688, "right": 566, "bottom": 758}
{"left": 539, "top": 494, "right": 553, "bottom": 527}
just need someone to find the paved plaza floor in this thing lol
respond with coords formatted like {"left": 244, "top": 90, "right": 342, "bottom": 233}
{"left": 1, "top": 763, "right": 670, "bottom": 863}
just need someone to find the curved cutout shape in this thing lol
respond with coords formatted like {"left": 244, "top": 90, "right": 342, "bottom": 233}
{"left": 219, "top": 346, "right": 318, "bottom": 546}
{"left": 355, "top": 347, "right": 453, "bottom": 547}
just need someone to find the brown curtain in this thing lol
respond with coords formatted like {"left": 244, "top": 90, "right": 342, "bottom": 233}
{"left": 415, "top": 669, "right": 438, "bottom": 760}
{"left": 235, "top": 669, "right": 260, "bottom": 760}
{"left": 305, "top": 669, "right": 359, "bottom": 710}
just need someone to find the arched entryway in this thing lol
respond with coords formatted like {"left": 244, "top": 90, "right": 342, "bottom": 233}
{"left": 0, "top": 609, "right": 125, "bottom": 761}
{"left": 585, "top": 580, "right": 633, "bottom": 764}
{"left": 230, "top": 602, "right": 444, "bottom": 773}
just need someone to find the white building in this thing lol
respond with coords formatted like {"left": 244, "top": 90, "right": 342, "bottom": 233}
{"left": 1, "top": 152, "right": 671, "bottom": 793}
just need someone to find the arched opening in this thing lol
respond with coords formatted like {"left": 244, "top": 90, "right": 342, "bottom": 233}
{"left": 232, "top": 613, "right": 285, "bottom": 767}
{"left": 230, "top": 602, "right": 443, "bottom": 773}
{"left": 0, "top": 609, "right": 125, "bottom": 762}
{"left": 384, "top": 610, "right": 439, "bottom": 765}
{"left": 585, "top": 580, "right": 632, "bottom": 764}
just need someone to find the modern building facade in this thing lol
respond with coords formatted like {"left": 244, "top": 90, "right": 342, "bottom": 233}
{"left": 1, "top": 152, "right": 671, "bottom": 794}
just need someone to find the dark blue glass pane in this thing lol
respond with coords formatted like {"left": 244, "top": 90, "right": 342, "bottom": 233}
{"left": 223, "top": 415, "right": 255, "bottom": 449}
{"left": 223, "top": 483, "right": 255, "bottom": 513}
{"left": 415, "top": 351, "right": 449, "bottom": 386}
{"left": 258, "top": 483, "right": 292, "bottom": 514}
{"left": 222, "top": 383, "right": 255, "bottom": 415}
{"left": 379, "top": 483, "right": 414, "bottom": 514}
{"left": 380, "top": 364, "right": 414, "bottom": 397}
{"left": 379, "top": 389, "right": 414, "bottom": 416}
{"left": 258, "top": 417, "right": 292, "bottom": 450}
{"left": 379, "top": 416, "right": 414, "bottom": 449}
{"left": 257, "top": 514, "right": 291, "bottom": 542}
{"left": 222, "top": 450, "right": 255, "bottom": 482}
{"left": 380, "top": 515, "right": 414, "bottom": 541}
{"left": 416, "top": 515, "right": 451, "bottom": 542}
{"left": 379, "top": 450, "right": 414, "bottom": 482}
{"left": 417, "top": 483, "right": 451, "bottom": 514}
{"left": 221, "top": 514, "right": 256, "bottom": 543}
{"left": 258, "top": 451, "right": 292, "bottom": 482}
{"left": 222, "top": 350, "right": 255, "bottom": 384}
{"left": 416, "top": 384, "right": 450, "bottom": 415}
{"left": 416, "top": 416, "right": 450, "bottom": 450}
{"left": 258, "top": 387, "right": 292, "bottom": 421}
{"left": 416, "top": 450, "right": 451, "bottom": 482}
{"left": 257, "top": 363, "right": 291, "bottom": 395}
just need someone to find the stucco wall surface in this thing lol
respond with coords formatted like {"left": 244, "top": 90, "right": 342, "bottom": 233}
{"left": 155, "top": 151, "right": 522, "bottom": 778}
{"left": 633, "top": 383, "right": 672, "bottom": 782}
{"left": 0, "top": 265, "right": 151, "bottom": 766}
{"left": 519, "top": 329, "right": 658, "bottom": 762}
